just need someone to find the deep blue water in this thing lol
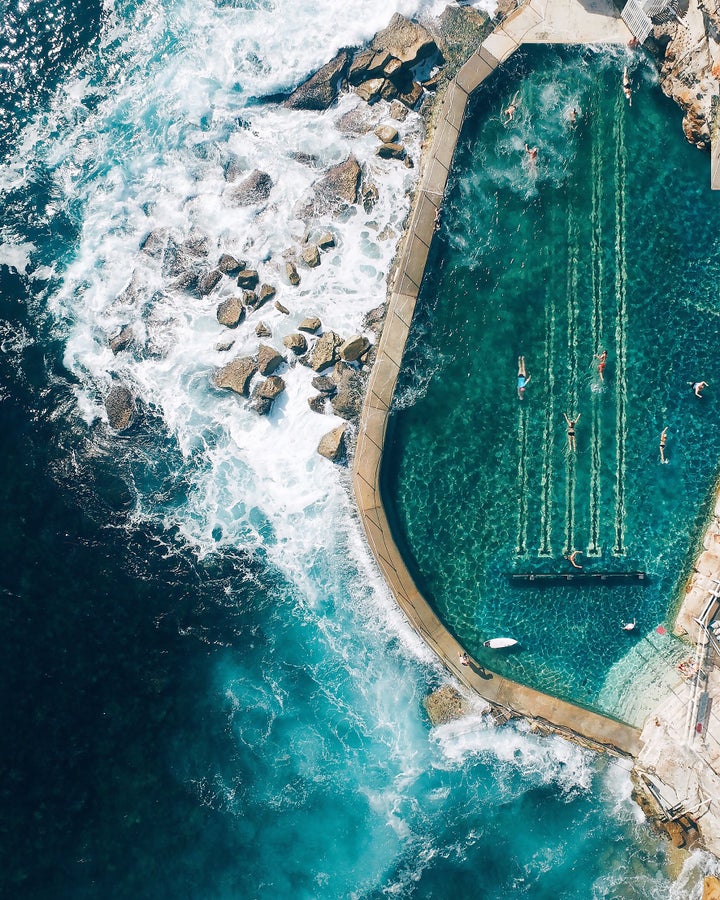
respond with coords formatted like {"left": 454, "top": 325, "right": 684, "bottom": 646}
{"left": 0, "top": 1, "right": 717, "bottom": 897}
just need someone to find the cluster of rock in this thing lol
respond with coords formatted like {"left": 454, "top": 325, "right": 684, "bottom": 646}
{"left": 282, "top": 13, "right": 443, "bottom": 113}
{"left": 644, "top": 0, "right": 719, "bottom": 150}
{"left": 100, "top": 10, "right": 460, "bottom": 460}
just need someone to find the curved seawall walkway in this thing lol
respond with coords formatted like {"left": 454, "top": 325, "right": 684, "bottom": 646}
{"left": 352, "top": 0, "right": 640, "bottom": 756}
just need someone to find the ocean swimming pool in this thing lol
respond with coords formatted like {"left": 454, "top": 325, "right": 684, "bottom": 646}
{"left": 384, "top": 46, "right": 720, "bottom": 726}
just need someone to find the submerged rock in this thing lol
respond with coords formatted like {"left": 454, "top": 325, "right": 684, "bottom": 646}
{"left": 109, "top": 325, "right": 134, "bottom": 355}
{"left": 295, "top": 155, "right": 362, "bottom": 219}
{"left": 229, "top": 169, "right": 273, "bottom": 206}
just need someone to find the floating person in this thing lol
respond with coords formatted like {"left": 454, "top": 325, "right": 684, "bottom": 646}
{"left": 594, "top": 349, "right": 607, "bottom": 382}
{"left": 566, "top": 550, "right": 583, "bottom": 570}
{"left": 692, "top": 380, "right": 709, "bottom": 398}
{"left": 622, "top": 66, "right": 632, "bottom": 105}
{"left": 517, "top": 356, "right": 531, "bottom": 399}
{"left": 621, "top": 619, "right": 637, "bottom": 631}
{"left": 564, "top": 412, "right": 581, "bottom": 452}
{"left": 433, "top": 206, "right": 441, "bottom": 232}
{"left": 568, "top": 107, "right": 579, "bottom": 128}
{"left": 504, "top": 91, "right": 520, "bottom": 122}
{"left": 659, "top": 427, "right": 669, "bottom": 464}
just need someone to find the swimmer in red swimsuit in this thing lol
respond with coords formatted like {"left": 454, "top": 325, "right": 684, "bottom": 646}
{"left": 594, "top": 350, "right": 607, "bottom": 382}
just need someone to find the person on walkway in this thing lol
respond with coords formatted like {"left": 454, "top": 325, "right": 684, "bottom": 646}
{"left": 517, "top": 356, "right": 531, "bottom": 399}
{"left": 693, "top": 380, "right": 708, "bottom": 398}
{"left": 564, "top": 412, "right": 581, "bottom": 452}
{"left": 566, "top": 550, "right": 583, "bottom": 570}
{"left": 504, "top": 91, "right": 520, "bottom": 121}
{"left": 458, "top": 651, "right": 470, "bottom": 666}
{"left": 594, "top": 349, "right": 607, "bottom": 382}
{"left": 622, "top": 67, "right": 632, "bottom": 105}
{"left": 659, "top": 427, "right": 669, "bottom": 464}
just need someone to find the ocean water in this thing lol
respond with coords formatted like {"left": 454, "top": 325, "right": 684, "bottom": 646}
{"left": 385, "top": 46, "right": 720, "bottom": 726}
{"left": 0, "top": 0, "right": 718, "bottom": 897}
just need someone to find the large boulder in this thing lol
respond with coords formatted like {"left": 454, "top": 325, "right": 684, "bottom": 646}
{"left": 703, "top": 876, "right": 720, "bottom": 900}
{"left": 214, "top": 357, "right": 258, "bottom": 396}
{"left": 311, "top": 374, "right": 337, "bottom": 395}
{"left": 295, "top": 156, "right": 362, "bottom": 219}
{"left": 229, "top": 169, "right": 273, "bottom": 206}
{"left": 372, "top": 14, "right": 438, "bottom": 67}
{"left": 375, "top": 124, "right": 399, "bottom": 144}
{"left": 198, "top": 269, "right": 223, "bottom": 296}
{"left": 250, "top": 375, "right": 286, "bottom": 415}
{"left": 257, "top": 343, "right": 284, "bottom": 375}
{"left": 298, "top": 316, "right": 322, "bottom": 333}
{"left": 285, "top": 261, "right": 300, "bottom": 285}
{"left": 105, "top": 384, "right": 136, "bottom": 431}
{"left": 302, "top": 244, "right": 321, "bottom": 268}
{"left": 283, "top": 333, "right": 308, "bottom": 355}
{"left": 255, "top": 284, "right": 277, "bottom": 309}
{"left": 330, "top": 365, "right": 364, "bottom": 419}
{"left": 310, "top": 331, "right": 344, "bottom": 371}
{"left": 339, "top": 334, "right": 370, "bottom": 362}
{"left": 216, "top": 296, "right": 245, "bottom": 328}
{"left": 283, "top": 50, "right": 350, "bottom": 111}
{"left": 317, "top": 423, "right": 347, "bottom": 461}
{"left": 237, "top": 269, "right": 259, "bottom": 290}
{"left": 218, "top": 254, "right": 244, "bottom": 274}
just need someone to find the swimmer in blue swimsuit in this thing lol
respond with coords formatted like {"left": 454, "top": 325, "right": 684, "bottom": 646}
{"left": 517, "top": 356, "right": 531, "bottom": 399}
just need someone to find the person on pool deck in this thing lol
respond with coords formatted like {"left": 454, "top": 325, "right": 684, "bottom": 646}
{"left": 659, "top": 427, "right": 669, "bottom": 464}
{"left": 564, "top": 412, "right": 581, "bottom": 452}
{"left": 594, "top": 349, "right": 607, "bottom": 382}
{"left": 693, "top": 380, "right": 708, "bottom": 398}
{"left": 566, "top": 550, "right": 583, "bottom": 569}
{"left": 517, "top": 356, "right": 531, "bottom": 399}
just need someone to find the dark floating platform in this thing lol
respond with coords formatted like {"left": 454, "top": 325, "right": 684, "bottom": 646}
{"left": 508, "top": 571, "right": 647, "bottom": 585}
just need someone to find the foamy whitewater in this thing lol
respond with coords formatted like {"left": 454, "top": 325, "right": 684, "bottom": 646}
{"left": 2, "top": 0, "right": 720, "bottom": 895}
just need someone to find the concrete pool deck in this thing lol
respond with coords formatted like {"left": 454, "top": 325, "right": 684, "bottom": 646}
{"left": 352, "top": 0, "right": 638, "bottom": 756}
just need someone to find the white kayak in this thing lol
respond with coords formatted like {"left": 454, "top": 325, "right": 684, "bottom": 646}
{"left": 483, "top": 638, "right": 518, "bottom": 649}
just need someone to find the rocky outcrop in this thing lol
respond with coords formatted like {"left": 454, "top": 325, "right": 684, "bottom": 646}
{"left": 650, "top": 0, "right": 718, "bottom": 150}
{"left": 229, "top": 169, "right": 274, "bottom": 206}
{"left": 214, "top": 357, "right": 258, "bottom": 396}
{"left": 237, "top": 269, "right": 259, "bottom": 290}
{"left": 283, "top": 50, "right": 350, "bottom": 111}
{"left": 285, "top": 261, "right": 300, "bottom": 285}
{"left": 105, "top": 384, "right": 136, "bottom": 431}
{"left": 317, "top": 423, "right": 347, "bottom": 461}
{"left": 198, "top": 269, "right": 223, "bottom": 296}
{"left": 218, "top": 254, "right": 244, "bottom": 274}
{"left": 703, "top": 876, "right": 720, "bottom": 900}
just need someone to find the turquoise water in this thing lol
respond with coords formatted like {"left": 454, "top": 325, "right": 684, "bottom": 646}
{"left": 385, "top": 46, "right": 720, "bottom": 725}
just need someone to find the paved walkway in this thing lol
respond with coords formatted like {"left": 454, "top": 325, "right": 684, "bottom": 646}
{"left": 352, "top": 0, "right": 639, "bottom": 755}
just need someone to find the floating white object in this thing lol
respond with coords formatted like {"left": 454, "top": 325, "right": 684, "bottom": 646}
{"left": 483, "top": 638, "right": 518, "bottom": 649}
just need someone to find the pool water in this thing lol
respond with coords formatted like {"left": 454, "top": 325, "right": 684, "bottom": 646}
{"left": 384, "top": 46, "right": 720, "bottom": 726}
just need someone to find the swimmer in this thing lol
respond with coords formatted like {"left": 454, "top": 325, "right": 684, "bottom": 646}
{"left": 517, "top": 356, "right": 531, "bottom": 399}
{"left": 659, "top": 427, "right": 669, "bottom": 464}
{"left": 433, "top": 205, "right": 441, "bottom": 232}
{"left": 568, "top": 107, "right": 578, "bottom": 127}
{"left": 622, "top": 66, "right": 632, "bottom": 105}
{"left": 564, "top": 412, "right": 581, "bottom": 452}
{"left": 594, "top": 349, "right": 607, "bottom": 382}
{"left": 566, "top": 550, "right": 583, "bottom": 570}
{"left": 693, "top": 380, "right": 708, "bottom": 398}
{"left": 621, "top": 619, "right": 636, "bottom": 631}
{"left": 525, "top": 143, "right": 538, "bottom": 167}
{"left": 504, "top": 91, "right": 520, "bottom": 122}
